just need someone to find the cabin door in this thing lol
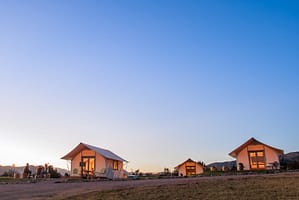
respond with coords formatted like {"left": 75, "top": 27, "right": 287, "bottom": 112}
{"left": 185, "top": 165, "right": 196, "bottom": 176}
{"left": 248, "top": 151, "right": 265, "bottom": 169}
{"left": 82, "top": 156, "right": 95, "bottom": 176}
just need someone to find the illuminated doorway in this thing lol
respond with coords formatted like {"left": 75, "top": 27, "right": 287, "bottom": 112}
{"left": 82, "top": 156, "right": 95, "bottom": 176}
{"left": 248, "top": 151, "right": 265, "bottom": 169}
{"left": 186, "top": 165, "right": 196, "bottom": 176}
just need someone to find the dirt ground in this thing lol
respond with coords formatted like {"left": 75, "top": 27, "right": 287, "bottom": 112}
{"left": 1, "top": 172, "right": 298, "bottom": 200}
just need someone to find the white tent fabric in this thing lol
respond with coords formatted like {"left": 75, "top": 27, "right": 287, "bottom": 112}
{"left": 61, "top": 143, "right": 127, "bottom": 162}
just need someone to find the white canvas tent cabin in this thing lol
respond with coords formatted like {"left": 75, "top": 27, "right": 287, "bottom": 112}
{"left": 229, "top": 137, "right": 283, "bottom": 171}
{"left": 61, "top": 143, "right": 128, "bottom": 179}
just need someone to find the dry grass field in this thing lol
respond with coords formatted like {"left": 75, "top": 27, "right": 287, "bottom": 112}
{"left": 1, "top": 172, "right": 299, "bottom": 200}
{"left": 61, "top": 173, "right": 299, "bottom": 200}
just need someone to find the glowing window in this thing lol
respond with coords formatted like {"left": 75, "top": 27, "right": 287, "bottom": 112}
{"left": 113, "top": 161, "right": 118, "bottom": 170}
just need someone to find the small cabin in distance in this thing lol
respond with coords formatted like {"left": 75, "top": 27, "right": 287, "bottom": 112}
{"left": 175, "top": 158, "right": 204, "bottom": 176}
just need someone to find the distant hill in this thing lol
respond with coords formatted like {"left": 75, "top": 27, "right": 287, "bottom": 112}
{"left": 207, "top": 161, "right": 236, "bottom": 170}
{"left": 281, "top": 152, "right": 299, "bottom": 162}
{"left": 280, "top": 152, "right": 299, "bottom": 169}
{"left": 0, "top": 165, "right": 69, "bottom": 176}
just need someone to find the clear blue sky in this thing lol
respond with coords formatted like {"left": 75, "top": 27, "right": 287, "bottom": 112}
{"left": 0, "top": 0, "right": 298, "bottom": 172}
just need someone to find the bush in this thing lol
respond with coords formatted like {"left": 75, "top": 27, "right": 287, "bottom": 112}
{"left": 48, "top": 165, "right": 61, "bottom": 178}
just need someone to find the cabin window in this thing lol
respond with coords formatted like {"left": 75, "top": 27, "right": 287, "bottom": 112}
{"left": 248, "top": 151, "right": 265, "bottom": 169}
{"left": 113, "top": 160, "right": 118, "bottom": 170}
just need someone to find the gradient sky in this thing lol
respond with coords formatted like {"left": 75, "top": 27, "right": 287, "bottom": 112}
{"left": 0, "top": 0, "right": 298, "bottom": 172}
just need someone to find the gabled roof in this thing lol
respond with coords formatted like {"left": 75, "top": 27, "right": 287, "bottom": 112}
{"left": 229, "top": 137, "right": 283, "bottom": 158}
{"left": 61, "top": 143, "right": 127, "bottom": 162}
{"left": 176, "top": 158, "right": 202, "bottom": 168}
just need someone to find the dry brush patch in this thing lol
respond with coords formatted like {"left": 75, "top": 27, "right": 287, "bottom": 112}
{"left": 60, "top": 174, "right": 299, "bottom": 200}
